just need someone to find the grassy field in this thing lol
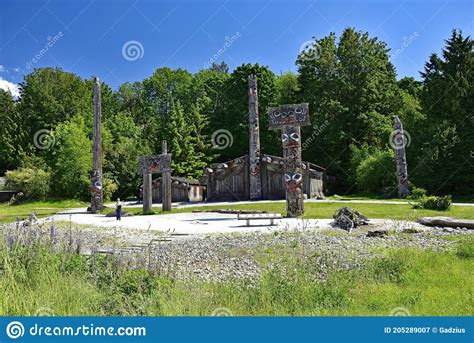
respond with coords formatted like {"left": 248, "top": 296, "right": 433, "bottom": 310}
{"left": 0, "top": 235, "right": 472, "bottom": 316}
{"left": 0, "top": 200, "right": 86, "bottom": 224}
{"left": 108, "top": 201, "right": 474, "bottom": 221}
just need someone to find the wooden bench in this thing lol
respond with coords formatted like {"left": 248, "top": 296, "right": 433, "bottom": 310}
{"left": 237, "top": 213, "right": 283, "bottom": 226}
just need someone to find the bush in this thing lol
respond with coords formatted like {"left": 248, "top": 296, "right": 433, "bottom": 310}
{"left": 103, "top": 177, "right": 118, "bottom": 202}
{"left": 407, "top": 187, "right": 427, "bottom": 200}
{"left": 356, "top": 149, "right": 396, "bottom": 193}
{"left": 412, "top": 195, "right": 452, "bottom": 211}
{"left": 5, "top": 168, "right": 51, "bottom": 200}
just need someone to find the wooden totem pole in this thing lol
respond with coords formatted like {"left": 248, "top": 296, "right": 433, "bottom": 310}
{"left": 392, "top": 116, "right": 410, "bottom": 198}
{"left": 248, "top": 74, "right": 262, "bottom": 200}
{"left": 268, "top": 103, "right": 310, "bottom": 217}
{"left": 90, "top": 77, "right": 104, "bottom": 213}
{"left": 161, "top": 141, "right": 172, "bottom": 212}
{"left": 139, "top": 141, "right": 172, "bottom": 214}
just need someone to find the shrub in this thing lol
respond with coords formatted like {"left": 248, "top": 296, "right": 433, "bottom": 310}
{"left": 407, "top": 187, "right": 427, "bottom": 200}
{"left": 412, "top": 195, "right": 452, "bottom": 211}
{"left": 5, "top": 168, "right": 50, "bottom": 200}
{"left": 355, "top": 149, "right": 396, "bottom": 193}
{"left": 103, "top": 177, "right": 118, "bottom": 202}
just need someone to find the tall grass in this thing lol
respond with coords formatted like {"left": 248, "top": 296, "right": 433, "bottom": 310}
{"left": 0, "top": 229, "right": 472, "bottom": 316}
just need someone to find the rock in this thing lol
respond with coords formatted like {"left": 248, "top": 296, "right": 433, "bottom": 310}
{"left": 105, "top": 211, "right": 132, "bottom": 217}
{"left": 402, "top": 228, "right": 421, "bottom": 234}
{"left": 333, "top": 207, "right": 369, "bottom": 232}
{"left": 367, "top": 230, "right": 388, "bottom": 238}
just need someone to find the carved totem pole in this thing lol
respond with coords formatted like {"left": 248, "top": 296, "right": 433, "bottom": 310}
{"left": 139, "top": 141, "right": 172, "bottom": 213}
{"left": 392, "top": 116, "right": 410, "bottom": 198}
{"left": 90, "top": 77, "right": 104, "bottom": 213}
{"left": 268, "top": 103, "right": 311, "bottom": 217}
{"left": 248, "top": 74, "right": 262, "bottom": 200}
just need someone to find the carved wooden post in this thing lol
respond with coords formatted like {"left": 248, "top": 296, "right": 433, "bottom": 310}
{"left": 393, "top": 116, "right": 410, "bottom": 198}
{"left": 143, "top": 173, "right": 152, "bottom": 213}
{"left": 161, "top": 141, "right": 172, "bottom": 212}
{"left": 90, "top": 77, "right": 104, "bottom": 213}
{"left": 248, "top": 74, "right": 262, "bottom": 200}
{"left": 268, "top": 103, "right": 310, "bottom": 217}
{"left": 139, "top": 146, "right": 172, "bottom": 214}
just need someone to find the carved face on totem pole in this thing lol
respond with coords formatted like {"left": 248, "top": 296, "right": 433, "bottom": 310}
{"left": 281, "top": 129, "right": 301, "bottom": 149}
{"left": 249, "top": 157, "right": 260, "bottom": 176}
{"left": 284, "top": 172, "right": 303, "bottom": 192}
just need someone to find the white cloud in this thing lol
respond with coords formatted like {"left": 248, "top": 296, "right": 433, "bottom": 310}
{"left": 0, "top": 77, "right": 20, "bottom": 98}
{"left": 13, "top": 67, "right": 20, "bottom": 73}
{"left": 0, "top": 65, "right": 4, "bottom": 72}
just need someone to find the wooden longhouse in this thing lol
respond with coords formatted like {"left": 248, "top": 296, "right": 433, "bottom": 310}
{"left": 204, "top": 154, "right": 325, "bottom": 201}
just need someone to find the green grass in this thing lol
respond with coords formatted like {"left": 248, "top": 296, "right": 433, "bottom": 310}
{"left": 0, "top": 200, "right": 86, "bottom": 224}
{"left": 0, "top": 236, "right": 472, "bottom": 316}
{"left": 107, "top": 201, "right": 474, "bottom": 221}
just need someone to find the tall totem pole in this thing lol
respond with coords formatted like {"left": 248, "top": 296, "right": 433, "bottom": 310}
{"left": 392, "top": 116, "right": 410, "bottom": 198}
{"left": 91, "top": 77, "right": 104, "bottom": 213}
{"left": 248, "top": 74, "right": 262, "bottom": 200}
{"left": 268, "top": 103, "right": 311, "bottom": 217}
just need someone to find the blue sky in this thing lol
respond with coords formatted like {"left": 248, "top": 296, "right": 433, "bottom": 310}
{"left": 1, "top": 0, "right": 473, "bottom": 94}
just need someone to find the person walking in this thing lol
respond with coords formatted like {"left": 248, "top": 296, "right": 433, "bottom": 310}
{"left": 115, "top": 198, "right": 123, "bottom": 221}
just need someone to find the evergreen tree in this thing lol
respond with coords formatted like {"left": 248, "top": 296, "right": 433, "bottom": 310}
{"left": 0, "top": 89, "right": 25, "bottom": 172}
{"left": 297, "top": 28, "right": 401, "bottom": 191}
{"left": 416, "top": 30, "right": 474, "bottom": 194}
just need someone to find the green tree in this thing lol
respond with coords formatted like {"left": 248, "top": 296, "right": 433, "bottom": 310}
{"left": 103, "top": 111, "right": 151, "bottom": 198}
{"left": 297, "top": 28, "right": 401, "bottom": 191}
{"left": 276, "top": 72, "right": 300, "bottom": 104}
{"left": 0, "top": 89, "right": 25, "bottom": 172}
{"left": 416, "top": 30, "right": 474, "bottom": 195}
{"left": 222, "top": 63, "right": 278, "bottom": 160}
{"left": 17, "top": 67, "right": 90, "bottom": 141}
{"left": 51, "top": 115, "right": 92, "bottom": 199}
